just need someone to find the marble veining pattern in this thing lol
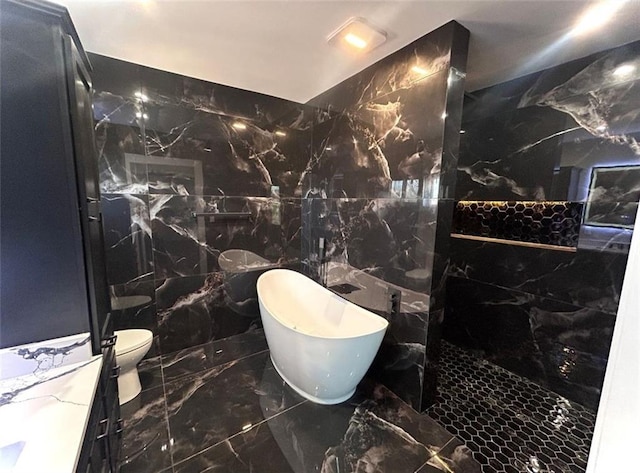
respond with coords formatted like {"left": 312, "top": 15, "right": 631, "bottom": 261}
{"left": 444, "top": 276, "right": 615, "bottom": 410}
{"left": 450, "top": 39, "right": 640, "bottom": 415}
{"left": 119, "top": 331, "right": 479, "bottom": 473}
{"left": 458, "top": 41, "right": 640, "bottom": 203}
{"left": 0, "top": 334, "right": 101, "bottom": 473}
{"left": 0, "top": 333, "right": 93, "bottom": 403}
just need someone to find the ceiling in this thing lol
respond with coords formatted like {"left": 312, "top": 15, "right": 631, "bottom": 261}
{"left": 54, "top": 1, "right": 640, "bottom": 103}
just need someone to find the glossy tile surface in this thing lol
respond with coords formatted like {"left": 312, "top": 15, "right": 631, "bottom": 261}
{"left": 300, "top": 22, "right": 469, "bottom": 411}
{"left": 119, "top": 331, "right": 479, "bottom": 473}
{"left": 444, "top": 276, "right": 615, "bottom": 409}
{"left": 448, "top": 38, "right": 640, "bottom": 413}
{"left": 426, "top": 341, "right": 595, "bottom": 473}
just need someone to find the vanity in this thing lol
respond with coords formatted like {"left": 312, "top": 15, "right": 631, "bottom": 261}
{"left": 0, "top": 0, "right": 121, "bottom": 471}
{"left": 0, "top": 334, "right": 120, "bottom": 472}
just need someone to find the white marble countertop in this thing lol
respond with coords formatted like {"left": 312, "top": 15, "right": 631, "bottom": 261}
{"left": 0, "top": 333, "right": 102, "bottom": 473}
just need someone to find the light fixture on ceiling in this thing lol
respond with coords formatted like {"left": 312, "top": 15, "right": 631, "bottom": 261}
{"left": 327, "top": 17, "right": 387, "bottom": 53}
{"left": 571, "top": 1, "right": 624, "bottom": 36}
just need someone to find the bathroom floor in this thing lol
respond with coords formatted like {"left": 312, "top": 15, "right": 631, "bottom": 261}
{"left": 425, "top": 341, "right": 596, "bottom": 473}
{"left": 119, "top": 330, "right": 480, "bottom": 473}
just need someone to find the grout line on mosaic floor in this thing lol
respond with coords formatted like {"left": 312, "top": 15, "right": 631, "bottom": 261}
{"left": 426, "top": 341, "right": 596, "bottom": 473}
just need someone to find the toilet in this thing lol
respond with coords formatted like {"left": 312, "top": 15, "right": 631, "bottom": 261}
{"left": 114, "top": 329, "right": 153, "bottom": 405}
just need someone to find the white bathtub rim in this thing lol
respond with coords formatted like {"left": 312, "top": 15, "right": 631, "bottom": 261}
{"left": 257, "top": 269, "right": 389, "bottom": 340}
{"left": 269, "top": 355, "right": 356, "bottom": 405}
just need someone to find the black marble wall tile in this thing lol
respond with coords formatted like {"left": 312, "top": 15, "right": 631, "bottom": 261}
{"left": 449, "top": 236, "right": 629, "bottom": 315}
{"left": 89, "top": 54, "right": 142, "bottom": 101}
{"left": 93, "top": 53, "right": 312, "bottom": 356}
{"left": 421, "top": 198, "right": 456, "bottom": 408}
{"left": 155, "top": 272, "right": 262, "bottom": 354}
{"left": 150, "top": 195, "right": 299, "bottom": 279}
{"left": 139, "top": 65, "right": 312, "bottom": 129}
{"left": 101, "top": 193, "right": 153, "bottom": 285}
{"left": 457, "top": 107, "right": 568, "bottom": 201}
{"left": 444, "top": 277, "right": 615, "bottom": 409}
{"left": 447, "top": 39, "right": 640, "bottom": 413}
{"left": 303, "top": 198, "right": 437, "bottom": 290}
{"left": 149, "top": 195, "right": 214, "bottom": 278}
{"left": 140, "top": 108, "right": 310, "bottom": 197}
{"left": 92, "top": 14, "right": 469, "bottom": 377}
{"left": 458, "top": 40, "right": 640, "bottom": 203}
{"left": 304, "top": 71, "right": 450, "bottom": 199}
{"left": 96, "top": 123, "right": 147, "bottom": 194}
{"left": 300, "top": 21, "right": 468, "bottom": 412}
{"left": 463, "top": 41, "right": 640, "bottom": 122}
{"left": 308, "top": 21, "right": 468, "bottom": 112}
{"left": 89, "top": 54, "right": 143, "bottom": 128}
{"left": 301, "top": 197, "right": 438, "bottom": 409}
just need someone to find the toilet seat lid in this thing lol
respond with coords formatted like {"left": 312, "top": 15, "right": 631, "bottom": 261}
{"left": 115, "top": 329, "right": 153, "bottom": 355}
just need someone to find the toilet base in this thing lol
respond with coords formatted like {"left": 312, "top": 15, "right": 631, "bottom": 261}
{"left": 117, "top": 367, "right": 142, "bottom": 405}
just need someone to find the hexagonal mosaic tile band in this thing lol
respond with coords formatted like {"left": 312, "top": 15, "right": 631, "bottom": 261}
{"left": 452, "top": 201, "right": 584, "bottom": 247}
{"left": 426, "top": 341, "right": 596, "bottom": 473}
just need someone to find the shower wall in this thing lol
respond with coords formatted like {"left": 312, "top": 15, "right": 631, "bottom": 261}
{"left": 91, "top": 21, "right": 470, "bottom": 412}
{"left": 91, "top": 54, "right": 313, "bottom": 356}
{"left": 445, "top": 40, "right": 640, "bottom": 409}
{"left": 303, "top": 21, "right": 470, "bottom": 410}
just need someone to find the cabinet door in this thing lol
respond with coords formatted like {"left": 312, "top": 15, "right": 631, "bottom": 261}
{"left": 77, "top": 386, "right": 109, "bottom": 473}
{"left": 0, "top": 3, "right": 91, "bottom": 348}
{"left": 62, "top": 34, "right": 111, "bottom": 353}
{"left": 100, "top": 345, "right": 122, "bottom": 471}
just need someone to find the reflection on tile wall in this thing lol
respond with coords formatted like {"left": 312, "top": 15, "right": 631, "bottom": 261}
{"left": 304, "top": 21, "right": 470, "bottom": 410}
{"left": 92, "top": 21, "right": 471, "bottom": 410}
{"left": 92, "top": 53, "right": 310, "bottom": 355}
{"left": 445, "top": 39, "right": 640, "bottom": 410}
{"left": 452, "top": 201, "right": 583, "bottom": 247}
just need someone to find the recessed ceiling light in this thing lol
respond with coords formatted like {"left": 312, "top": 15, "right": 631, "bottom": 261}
{"left": 344, "top": 33, "right": 367, "bottom": 49}
{"left": 232, "top": 122, "right": 247, "bottom": 130}
{"left": 327, "top": 17, "right": 387, "bottom": 53}
{"left": 274, "top": 130, "right": 287, "bottom": 137}
{"left": 571, "top": 1, "right": 624, "bottom": 36}
{"left": 613, "top": 63, "right": 636, "bottom": 78}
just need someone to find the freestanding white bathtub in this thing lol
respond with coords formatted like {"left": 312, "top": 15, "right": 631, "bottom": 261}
{"left": 257, "top": 269, "right": 389, "bottom": 404}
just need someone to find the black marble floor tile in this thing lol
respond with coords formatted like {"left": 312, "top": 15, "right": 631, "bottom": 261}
{"left": 164, "top": 351, "right": 305, "bottom": 464}
{"left": 416, "top": 438, "right": 481, "bottom": 473}
{"left": 426, "top": 341, "right": 596, "bottom": 473}
{"left": 137, "top": 356, "right": 163, "bottom": 392}
{"left": 119, "top": 386, "right": 172, "bottom": 473}
{"left": 119, "top": 330, "right": 480, "bottom": 473}
{"left": 171, "top": 419, "right": 297, "bottom": 473}
{"left": 160, "top": 329, "right": 268, "bottom": 383}
{"left": 173, "top": 380, "right": 474, "bottom": 473}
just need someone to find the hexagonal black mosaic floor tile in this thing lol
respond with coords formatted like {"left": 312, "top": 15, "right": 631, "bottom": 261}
{"left": 426, "top": 341, "right": 596, "bottom": 473}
